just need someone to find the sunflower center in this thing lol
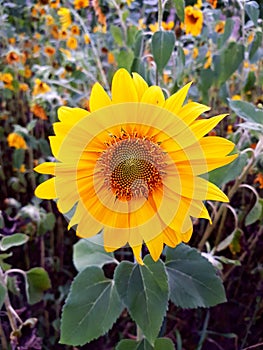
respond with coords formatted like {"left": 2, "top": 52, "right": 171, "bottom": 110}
{"left": 98, "top": 132, "right": 166, "bottom": 201}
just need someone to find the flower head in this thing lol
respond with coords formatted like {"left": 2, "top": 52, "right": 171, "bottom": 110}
{"left": 7, "top": 133, "right": 27, "bottom": 149}
{"left": 32, "top": 79, "right": 51, "bottom": 96}
{"left": 57, "top": 8, "right": 72, "bottom": 29}
{"left": 73, "top": 0, "right": 89, "bottom": 10}
{"left": 182, "top": 6, "right": 203, "bottom": 36}
{"left": 35, "top": 69, "right": 237, "bottom": 264}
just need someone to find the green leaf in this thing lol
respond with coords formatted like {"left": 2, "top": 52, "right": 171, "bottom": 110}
{"left": 228, "top": 99, "right": 263, "bottom": 124}
{"left": 60, "top": 266, "right": 123, "bottom": 345}
{"left": 245, "top": 1, "right": 259, "bottom": 26}
{"left": 208, "top": 153, "right": 247, "bottom": 187}
{"left": 119, "top": 255, "right": 169, "bottom": 345}
{"left": 218, "top": 18, "right": 234, "bottom": 48}
{"left": 0, "top": 281, "right": 7, "bottom": 309}
{"left": 127, "top": 25, "right": 138, "bottom": 47}
{"left": 110, "top": 25, "right": 124, "bottom": 46}
{"left": 214, "top": 42, "right": 244, "bottom": 86}
{"left": 114, "top": 261, "right": 134, "bottom": 306}
{"left": 249, "top": 31, "right": 263, "bottom": 60}
{"left": 175, "top": 46, "right": 185, "bottom": 82}
{"left": 26, "top": 267, "right": 51, "bottom": 305}
{"left": 131, "top": 57, "right": 147, "bottom": 78}
{"left": 154, "top": 338, "right": 175, "bottom": 350}
{"left": 151, "top": 31, "right": 175, "bottom": 73}
{"left": 245, "top": 200, "right": 262, "bottom": 226}
{"left": 0, "top": 233, "right": 29, "bottom": 251}
{"left": 173, "top": 0, "right": 185, "bottom": 22}
{"left": 116, "top": 48, "right": 134, "bottom": 70}
{"left": 133, "top": 31, "right": 144, "bottom": 57}
{"left": 116, "top": 338, "right": 175, "bottom": 350}
{"left": 73, "top": 236, "right": 118, "bottom": 271}
{"left": 37, "top": 212, "right": 56, "bottom": 235}
{"left": 165, "top": 244, "right": 226, "bottom": 308}
{"left": 12, "top": 148, "right": 25, "bottom": 169}
{"left": 116, "top": 339, "right": 138, "bottom": 350}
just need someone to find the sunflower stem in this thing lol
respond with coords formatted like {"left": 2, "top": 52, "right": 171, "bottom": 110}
{"left": 157, "top": 0, "right": 163, "bottom": 31}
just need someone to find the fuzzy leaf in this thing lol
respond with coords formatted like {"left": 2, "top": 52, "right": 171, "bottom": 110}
{"left": 60, "top": 266, "right": 123, "bottom": 346}
{"left": 166, "top": 244, "right": 226, "bottom": 308}
{"left": 0, "top": 233, "right": 29, "bottom": 251}
{"left": 73, "top": 236, "right": 118, "bottom": 271}
{"left": 151, "top": 31, "right": 175, "bottom": 73}
{"left": 26, "top": 267, "right": 51, "bottom": 305}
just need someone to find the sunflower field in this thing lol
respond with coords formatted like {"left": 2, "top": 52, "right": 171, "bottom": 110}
{"left": 0, "top": 0, "right": 263, "bottom": 349}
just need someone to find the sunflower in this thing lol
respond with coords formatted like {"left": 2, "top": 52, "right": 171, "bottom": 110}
{"left": 7, "top": 133, "right": 27, "bottom": 149}
{"left": 73, "top": 0, "right": 89, "bottom": 10}
{"left": 34, "top": 69, "right": 237, "bottom": 264}
{"left": 32, "top": 79, "right": 51, "bottom": 96}
{"left": 182, "top": 6, "right": 203, "bottom": 36}
{"left": 57, "top": 8, "right": 72, "bottom": 30}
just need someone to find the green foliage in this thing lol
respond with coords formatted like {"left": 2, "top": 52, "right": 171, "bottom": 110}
{"left": 173, "top": 0, "right": 185, "bottom": 22}
{"left": 115, "top": 256, "right": 169, "bottom": 345}
{"left": 60, "top": 266, "right": 123, "bottom": 346}
{"left": 26, "top": 267, "right": 51, "bottom": 305}
{"left": 73, "top": 236, "right": 118, "bottom": 270}
{"left": 0, "top": 233, "right": 29, "bottom": 251}
{"left": 228, "top": 99, "right": 263, "bottom": 124}
{"left": 116, "top": 337, "right": 175, "bottom": 350}
{"left": 244, "top": 1, "right": 259, "bottom": 26}
{"left": 151, "top": 31, "right": 176, "bottom": 73}
{"left": 208, "top": 153, "right": 247, "bottom": 187}
{"left": 0, "top": 281, "right": 7, "bottom": 309}
{"left": 165, "top": 244, "right": 226, "bottom": 308}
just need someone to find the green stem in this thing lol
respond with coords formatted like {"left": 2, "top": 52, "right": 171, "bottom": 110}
{"left": 157, "top": 0, "right": 163, "bottom": 30}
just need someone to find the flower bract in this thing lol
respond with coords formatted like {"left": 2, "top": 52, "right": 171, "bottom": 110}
{"left": 34, "top": 69, "right": 237, "bottom": 264}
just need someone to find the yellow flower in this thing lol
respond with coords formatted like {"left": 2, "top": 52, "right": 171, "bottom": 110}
{"left": 34, "top": 69, "right": 237, "bottom": 264}
{"left": 32, "top": 79, "right": 51, "bottom": 96}
{"left": 204, "top": 50, "right": 212, "bottom": 69}
{"left": 107, "top": 52, "right": 115, "bottom": 64}
{"left": 149, "top": 21, "right": 174, "bottom": 32}
{"left": 247, "top": 32, "right": 254, "bottom": 44}
{"left": 31, "top": 104, "right": 48, "bottom": 120}
{"left": 0, "top": 73, "right": 14, "bottom": 90}
{"left": 192, "top": 47, "right": 199, "bottom": 59}
{"left": 207, "top": 0, "right": 217, "bottom": 8}
{"left": 44, "top": 46, "right": 56, "bottom": 56}
{"left": 126, "top": 0, "right": 134, "bottom": 6}
{"left": 19, "top": 83, "right": 29, "bottom": 91}
{"left": 46, "top": 15, "right": 54, "bottom": 26}
{"left": 59, "top": 48, "right": 72, "bottom": 58}
{"left": 182, "top": 6, "right": 203, "bottom": 36}
{"left": 232, "top": 94, "right": 241, "bottom": 100}
{"left": 50, "top": 0, "right": 60, "bottom": 8}
{"left": 7, "top": 133, "right": 27, "bottom": 149}
{"left": 84, "top": 33, "right": 90, "bottom": 44}
{"left": 66, "top": 36, "right": 78, "bottom": 50}
{"left": 6, "top": 51, "right": 20, "bottom": 64}
{"left": 215, "top": 21, "right": 225, "bottom": 34}
{"left": 57, "top": 7, "right": 72, "bottom": 29}
{"left": 73, "top": 0, "right": 89, "bottom": 10}
{"left": 71, "top": 25, "right": 80, "bottom": 36}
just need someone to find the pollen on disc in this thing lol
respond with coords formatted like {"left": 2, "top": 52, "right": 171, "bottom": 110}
{"left": 97, "top": 131, "right": 167, "bottom": 201}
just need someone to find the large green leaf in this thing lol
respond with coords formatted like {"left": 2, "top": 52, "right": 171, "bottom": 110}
{"left": 245, "top": 1, "right": 259, "bottom": 26}
{"left": 60, "top": 266, "right": 123, "bottom": 346}
{"left": 214, "top": 42, "right": 244, "bottom": 86}
{"left": 73, "top": 236, "right": 118, "bottom": 271}
{"left": 0, "top": 233, "right": 29, "bottom": 251}
{"left": 0, "top": 281, "right": 7, "bottom": 309}
{"left": 228, "top": 99, "right": 263, "bottom": 124}
{"left": 173, "top": 0, "right": 185, "bottom": 22}
{"left": 115, "top": 255, "right": 169, "bottom": 345}
{"left": 249, "top": 31, "right": 263, "bottom": 60}
{"left": 151, "top": 31, "right": 175, "bottom": 73}
{"left": 110, "top": 25, "right": 124, "bottom": 46}
{"left": 116, "top": 338, "right": 175, "bottom": 350}
{"left": 165, "top": 244, "right": 226, "bottom": 308}
{"left": 208, "top": 153, "right": 247, "bottom": 187}
{"left": 26, "top": 267, "right": 51, "bottom": 305}
{"left": 116, "top": 48, "right": 134, "bottom": 70}
{"left": 114, "top": 261, "right": 134, "bottom": 306}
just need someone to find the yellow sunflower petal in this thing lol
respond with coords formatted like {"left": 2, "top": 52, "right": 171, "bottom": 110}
{"left": 177, "top": 102, "right": 210, "bottom": 125}
{"left": 164, "top": 82, "right": 192, "bottom": 115}
{"left": 34, "top": 162, "right": 56, "bottom": 175}
{"left": 145, "top": 234, "right": 163, "bottom": 261}
{"left": 141, "top": 86, "right": 165, "bottom": 106}
{"left": 89, "top": 82, "right": 111, "bottom": 112}
{"left": 132, "top": 72, "right": 148, "bottom": 100}
{"left": 162, "top": 226, "right": 180, "bottom": 247}
{"left": 103, "top": 227, "right": 129, "bottom": 251}
{"left": 57, "top": 106, "right": 89, "bottom": 122}
{"left": 111, "top": 68, "right": 138, "bottom": 103}
{"left": 35, "top": 177, "right": 57, "bottom": 199}
{"left": 131, "top": 244, "right": 144, "bottom": 265}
